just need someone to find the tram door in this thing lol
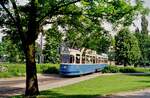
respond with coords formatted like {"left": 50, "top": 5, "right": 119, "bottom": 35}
{"left": 70, "top": 55, "right": 75, "bottom": 63}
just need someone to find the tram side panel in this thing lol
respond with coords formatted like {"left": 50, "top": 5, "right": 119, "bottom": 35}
{"left": 60, "top": 64, "right": 81, "bottom": 75}
{"left": 96, "top": 64, "right": 107, "bottom": 72}
{"left": 78, "top": 64, "right": 96, "bottom": 74}
{"left": 60, "top": 64, "right": 107, "bottom": 76}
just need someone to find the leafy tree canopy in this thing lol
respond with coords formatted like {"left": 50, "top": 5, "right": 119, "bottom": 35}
{"left": 115, "top": 28, "right": 141, "bottom": 66}
{"left": 0, "top": 0, "right": 146, "bottom": 96}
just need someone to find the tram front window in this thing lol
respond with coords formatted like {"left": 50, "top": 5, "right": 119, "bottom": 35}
{"left": 61, "top": 54, "right": 70, "bottom": 63}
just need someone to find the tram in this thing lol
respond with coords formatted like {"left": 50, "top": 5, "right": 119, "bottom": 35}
{"left": 59, "top": 47, "right": 108, "bottom": 76}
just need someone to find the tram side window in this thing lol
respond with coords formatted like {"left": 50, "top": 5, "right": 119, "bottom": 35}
{"left": 90, "top": 56, "right": 93, "bottom": 63}
{"left": 70, "top": 55, "right": 74, "bottom": 63}
{"left": 76, "top": 54, "right": 80, "bottom": 64}
{"left": 106, "top": 59, "right": 108, "bottom": 63}
{"left": 93, "top": 56, "right": 96, "bottom": 64}
{"left": 86, "top": 55, "right": 90, "bottom": 64}
{"left": 96, "top": 57, "right": 99, "bottom": 64}
{"left": 104, "top": 58, "right": 108, "bottom": 63}
{"left": 99, "top": 57, "right": 101, "bottom": 63}
{"left": 82, "top": 55, "right": 85, "bottom": 64}
{"left": 101, "top": 58, "right": 104, "bottom": 63}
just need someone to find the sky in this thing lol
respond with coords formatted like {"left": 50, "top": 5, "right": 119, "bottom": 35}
{"left": 133, "top": 0, "right": 150, "bottom": 31}
{"left": 0, "top": 0, "right": 150, "bottom": 41}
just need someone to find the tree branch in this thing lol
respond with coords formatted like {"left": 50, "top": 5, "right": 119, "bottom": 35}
{"left": 10, "top": 0, "right": 26, "bottom": 45}
{"left": 0, "top": 3, "right": 16, "bottom": 23}
{"left": 38, "top": 0, "right": 81, "bottom": 25}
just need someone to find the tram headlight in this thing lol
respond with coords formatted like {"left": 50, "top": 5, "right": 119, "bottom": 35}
{"left": 63, "top": 65, "right": 67, "bottom": 69}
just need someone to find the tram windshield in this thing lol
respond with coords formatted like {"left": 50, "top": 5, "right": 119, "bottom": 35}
{"left": 61, "top": 54, "right": 70, "bottom": 63}
{"left": 61, "top": 54, "right": 75, "bottom": 64}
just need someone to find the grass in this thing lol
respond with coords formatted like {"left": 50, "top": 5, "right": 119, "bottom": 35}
{"left": 102, "top": 65, "right": 150, "bottom": 73}
{"left": 12, "top": 74, "right": 150, "bottom": 98}
{"left": 0, "top": 63, "right": 59, "bottom": 78}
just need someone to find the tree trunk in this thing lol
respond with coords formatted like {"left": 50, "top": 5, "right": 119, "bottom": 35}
{"left": 124, "top": 59, "right": 127, "bottom": 67}
{"left": 25, "top": 43, "right": 39, "bottom": 96}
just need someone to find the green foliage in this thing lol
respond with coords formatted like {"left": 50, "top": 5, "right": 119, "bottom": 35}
{"left": 0, "top": 36, "right": 43, "bottom": 63}
{"left": 140, "top": 35, "right": 150, "bottom": 66}
{"left": 0, "top": 36, "right": 24, "bottom": 63}
{"left": 133, "top": 4, "right": 150, "bottom": 66}
{"left": 119, "top": 67, "right": 137, "bottom": 73}
{"left": 0, "top": 63, "right": 59, "bottom": 78}
{"left": 141, "top": 15, "right": 149, "bottom": 35}
{"left": 43, "top": 27, "right": 62, "bottom": 63}
{"left": 102, "top": 65, "right": 119, "bottom": 73}
{"left": 102, "top": 65, "right": 150, "bottom": 73}
{"left": 0, "top": 0, "right": 145, "bottom": 62}
{"left": 135, "top": 32, "right": 150, "bottom": 66}
{"left": 115, "top": 28, "right": 141, "bottom": 66}
{"left": 84, "top": 31, "right": 112, "bottom": 54}
{"left": 42, "top": 66, "right": 59, "bottom": 74}
{"left": 0, "top": 0, "right": 147, "bottom": 95}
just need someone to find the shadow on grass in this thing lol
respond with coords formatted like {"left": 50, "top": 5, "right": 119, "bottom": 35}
{"left": 125, "top": 73, "right": 150, "bottom": 77}
{"left": 137, "top": 80, "right": 150, "bottom": 83}
{"left": 38, "top": 90, "right": 99, "bottom": 98}
{"left": 104, "top": 92, "right": 150, "bottom": 98}
{"left": 12, "top": 91, "right": 100, "bottom": 98}
{"left": 0, "top": 86, "right": 24, "bottom": 98}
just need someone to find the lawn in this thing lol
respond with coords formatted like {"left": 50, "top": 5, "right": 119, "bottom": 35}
{"left": 0, "top": 63, "right": 59, "bottom": 78}
{"left": 12, "top": 74, "right": 150, "bottom": 98}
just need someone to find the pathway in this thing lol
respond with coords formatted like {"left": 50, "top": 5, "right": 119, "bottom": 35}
{"left": 1, "top": 73, "right": 150, "bottom": 98}
{"left": 103, "top": 88, "right": 150, "bottom": 98}
{"left": 0, "top": 73, "right": 105, "bottom": 97}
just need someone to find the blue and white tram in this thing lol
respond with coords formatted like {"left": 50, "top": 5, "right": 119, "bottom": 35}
{"left": 59, "top": 48, "right": 108, "bottom": 76}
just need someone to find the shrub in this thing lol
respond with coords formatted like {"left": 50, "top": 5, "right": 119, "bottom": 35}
{"left": 119, "top": 67, "right": 137, "bottom": 73}
{"left": 42, "top": 66, "right": 59, "bottom": 74}
{"left": 0, "top": 63, "right": 60, "bottom": 78}
{"left": 102, "top": 65, "right": 150, "bottom": 73}
{"left": 102, "top": 65, "right": 119, "bottom": 73}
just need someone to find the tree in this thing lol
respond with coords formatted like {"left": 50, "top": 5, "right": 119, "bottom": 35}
{"left": 0, "top": 36, "right": 24, "bottom": 63}
{"left": 141, "top": 15, "right": 149, "bottom": 35}
{"left": 43, "top": 26, "right": 62, "bottom": 63}
{"left": 115, "top": 28, "right": 141, "bottom": 66}
{"left": 0, "top": 0, "right": 144, "bottom": 96}
{"left": 83, "top": 31, "right": 112, "bottom": 54}
{"left": 135, "top": 32, "right": 150, "bottom": 66}
{"left": 134, "top": 9, "right": 150, "bottom": 66}
{"left": 144, "top": 36, "right": 150, "bottom": 65}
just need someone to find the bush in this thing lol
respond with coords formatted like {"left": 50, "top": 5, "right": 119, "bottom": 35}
{"left": 119, "top": 67, "right": 137, "bottom": 73}
{"left": 0, "top": 63, "right": 60, "bottom": 78}
{"left": 102, "top": 65, "right": 150, "bottom": 73}
{"left": 42, "top": 66, "right": 59, "bottom": 74}
{"left": 102, "top": 65, "right": 119, "bottom": 73}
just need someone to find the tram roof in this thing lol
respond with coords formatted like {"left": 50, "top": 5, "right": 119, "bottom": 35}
{"left": 61, "top": 48, "right": 108, "bottom": 58}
